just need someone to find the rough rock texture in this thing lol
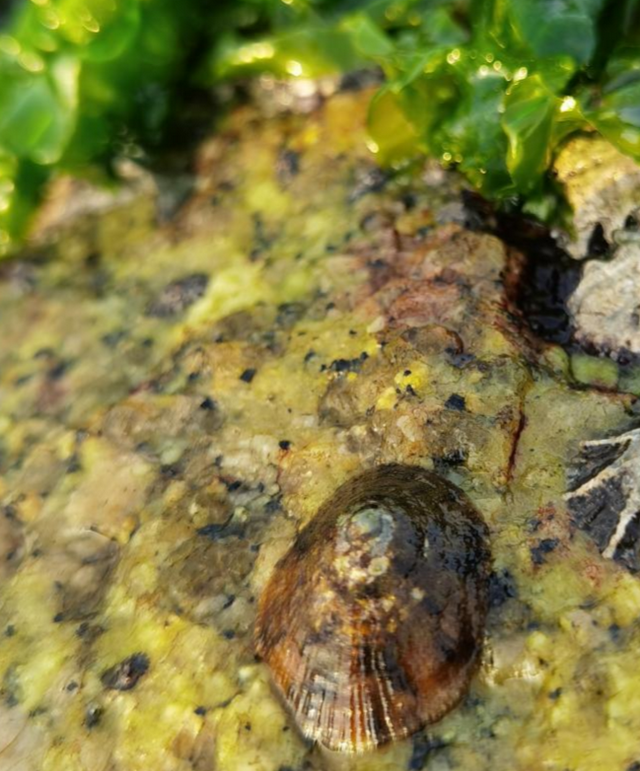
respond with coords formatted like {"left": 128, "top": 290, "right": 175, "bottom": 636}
{"left": 0, "top": 87, "right": 639, "bottom": 771}
{"left": 554, "top": 136, "right": 640, "bottom": 359}
{"left": 568, "top": 241, "right": 640, "bottom": 357}
{"left": 555, "top": 136, "right": 640, "bottom": 260}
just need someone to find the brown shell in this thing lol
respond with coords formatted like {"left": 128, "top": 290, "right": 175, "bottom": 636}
{"left": 254, "top": 464, "right": 491, "bottom": 753}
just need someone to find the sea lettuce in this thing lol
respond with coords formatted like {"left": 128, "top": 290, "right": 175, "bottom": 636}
{"left": 0, "top": 0, "right": 638, "bottom": 255}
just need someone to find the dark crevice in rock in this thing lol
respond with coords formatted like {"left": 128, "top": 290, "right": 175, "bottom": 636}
{"left": 461, "top": 189, "right": 640, "bottom": 377}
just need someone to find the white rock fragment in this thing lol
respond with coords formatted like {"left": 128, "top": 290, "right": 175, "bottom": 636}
{"left": 554, "top": 136, "right": 640, "bottom": 355}
{"left": 567, "top": 241, "right": 640, "bottom": 356}
{"left": 555, "top": 136, "right": 640, "bottom": 260}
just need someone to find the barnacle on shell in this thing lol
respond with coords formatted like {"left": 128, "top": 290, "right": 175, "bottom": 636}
{"left": 254, "top": 464, "right": 491, "bottom": 753}
{"left": 566, "top": 428, "right": 640, "bottom": 571}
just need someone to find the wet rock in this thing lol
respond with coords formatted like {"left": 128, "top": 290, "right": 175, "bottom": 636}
{"left": 29, "top": 165, "right": 158, "bottom": 264}
{"left": 0, "top": 704, "right": 45, "bottom": 768}
{"left": 2, "top": 81, "right": 640, "bottom": 771}
{"left": 103, "top": 393, "right": 222, "bottom": 455}
{"left": 211, "top": 306, "right": 275, "bottom": 345}
{"left": 45, "top": 531, "right": 119, "bottom": 621}
{"left": 171, "top": 722, "right": 216, "bottom": 770}
{"left": 158, "top": 536, "right": 256, "bottom": 634}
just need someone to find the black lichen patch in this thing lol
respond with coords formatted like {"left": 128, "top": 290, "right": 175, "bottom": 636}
{"left": 239, "top": 368, "right": 257, "bottom": 384}
{"left": 0, "top": 664, "right": 22, "bottom": 707}
{"left": 488, "top": 568, "right": 518, "bottom": 608}
{"left": 250, "top": 213, "right": 277, "bottom": 261}
{"left": 101, "top": 329, "right": 126, "bottom": 348}
{"left": 264, "top": 496, "right": 282, "bottom": 515}
{"left": 147, "top": 274, "right": 209, "bottom": 318}
{"left": 76, "top": 622, "right": 105, "bottom": 643}
{"left": 408, "top": 734, "right": 447, "bottom": 770}
{"left": 444, "top": 393, "right": 466, "bottom": 411}
{"left": 446, "top": 349, "right": 476, "bottom": 368}
{"left": 276, "top": 150, "right": 300, "bottom": 185}
{"left": 85, "top": 705, "right": 103, "bottom": 728}
{"left": 1, "top": 664, "right": 22, "bottom": 707}
{"left": 275, "top": 302, "right": 306, "bottom": 329}
{"left": 65, "top": 453, "right": 82, "bottom": 474}
{"left": 530, "top": 538, "right": 560, "bottom": 566}
{"left": 47, "top": 360, "right": 71, "bottom": 381}
{"left": 196, "top": 519, "right": 246, "bottom": 541}
{"left": 329, "top": 352, "right": 368, "bottom": 374}
{"left": 433, "top": 448, "right": 467, "bottom": 473}
{"left": 101, "top": 653, "right": 150, "bottom": 691}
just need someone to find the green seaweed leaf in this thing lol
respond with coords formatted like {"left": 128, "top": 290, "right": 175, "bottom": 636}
{"left": 0, "top": 0, "right": 639, "bottom": 255}
{"left": 584, "top": 48, "right": 640, "bottom": 161}
{"left": 502, "top": 72, "right": 582, "bottom": 194}
{"left": 505, "top": 0, "right": 607, "bottom": 65}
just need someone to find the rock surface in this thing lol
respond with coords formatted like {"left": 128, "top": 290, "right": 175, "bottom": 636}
{"left": 568, "top": 240, "right": 640, "bottom": 357}
{"left": 555, "top": 136, "right": 640, "bottom": 261}
{"left": 0, "top": 87, "right": 639, "bottom": 771}
{"left": 555, "top": 135, "right": 640, "bottom": 358}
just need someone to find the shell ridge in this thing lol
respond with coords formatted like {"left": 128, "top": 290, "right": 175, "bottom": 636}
{"left": 255, "top": 464, "right": 491, "bottom": 753}
{"left": 373, "top": 647, "right": 399, "bottom": 745}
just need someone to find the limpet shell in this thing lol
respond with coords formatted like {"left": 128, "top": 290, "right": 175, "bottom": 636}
{"left": 255, "top": 464, "right": 491, "bottom": 753}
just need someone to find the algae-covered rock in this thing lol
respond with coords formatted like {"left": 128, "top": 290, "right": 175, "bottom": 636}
{"left": 0, "top": 86, "right": 639, "bottom": 771}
